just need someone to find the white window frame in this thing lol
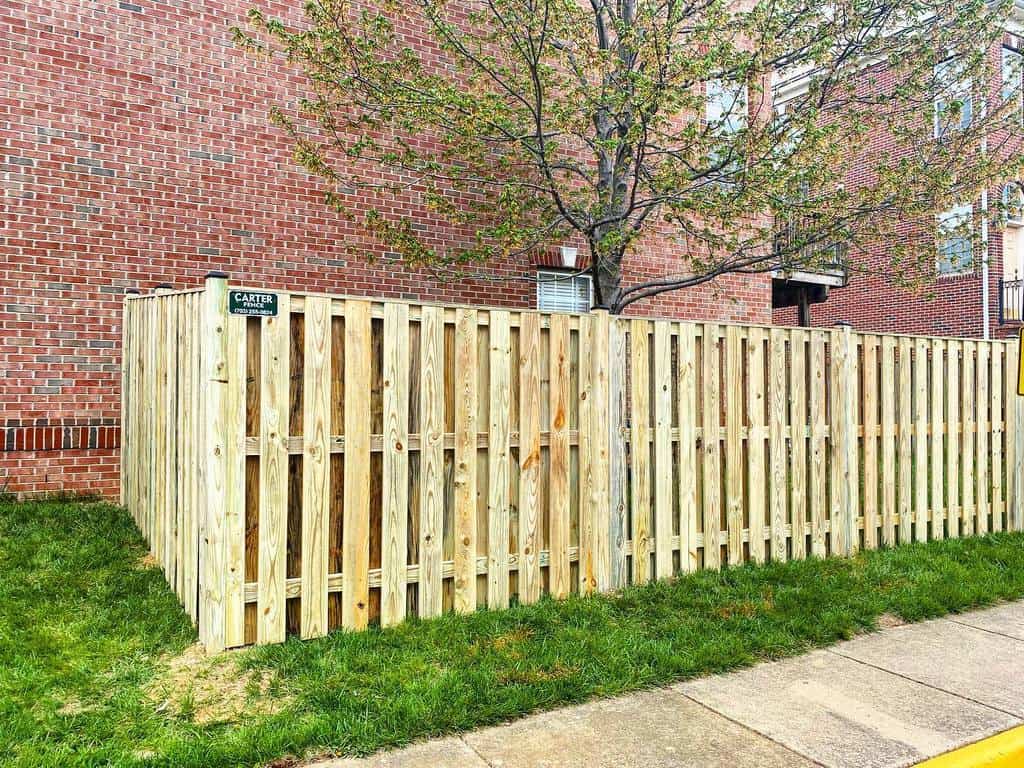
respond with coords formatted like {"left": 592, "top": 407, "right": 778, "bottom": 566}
{"left": 1002, "top": 47, "right": 1023, "bottom": 125}
{"left": 1003, "top": 182, "right": 1024, "bottom": 226}
{"left": 934, "top": 58, "right": 973, "bottom": 139}
{"left": 536, "top": 269, "right": 593, "bottom": 313}
{"left": 936, "top": 203, "right": 974, "bottom": 276}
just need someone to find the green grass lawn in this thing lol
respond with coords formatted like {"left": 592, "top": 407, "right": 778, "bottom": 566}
{"left": 5, "top": 498, "right": 1024, "bottom": 768}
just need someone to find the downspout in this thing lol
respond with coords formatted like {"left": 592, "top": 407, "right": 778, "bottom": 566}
{"left": 983, "top": 179, "right": 991, "bottom": 340}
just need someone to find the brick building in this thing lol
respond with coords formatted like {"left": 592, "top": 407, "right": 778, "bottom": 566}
{"left": 773, "top": 26, "right": 1024, "bottom": 340}
{"left": 1, "top": 1, "right": 771, "bottom": 497}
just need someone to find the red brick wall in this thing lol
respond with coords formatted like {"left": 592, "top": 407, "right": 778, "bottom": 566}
{"left": 1, "top": 0, "right": 770, "bottom": 497}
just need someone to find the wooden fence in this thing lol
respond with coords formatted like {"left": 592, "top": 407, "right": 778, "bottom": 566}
{"left": 121, "top": 274, "right": 1024, "bottom": 651}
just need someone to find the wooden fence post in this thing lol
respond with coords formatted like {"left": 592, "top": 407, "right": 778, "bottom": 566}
{"left": 589, "top": 309, "right": 612, "bottom": 592}
{"left": 198, "top": 271, "right": 229, "bottom": 652}
{"left": 829, "top": 323, "right": 859, "bottom": 556}
{"left": 607, "top": 315, "right": 628, "bottom": 589}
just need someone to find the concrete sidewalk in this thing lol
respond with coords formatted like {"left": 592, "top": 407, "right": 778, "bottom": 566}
{"left": 313, "top": 602, "right": 1024, "bottom": 768}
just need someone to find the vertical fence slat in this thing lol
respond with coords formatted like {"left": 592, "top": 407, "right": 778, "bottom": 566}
{"left": 769, "top": 328, "right": 788, "bottom": 562}
{"left": 199, "top": 274, "right": 229, "bottom": 652}
{"left": 724, "top": 326, "right": 744, "bottom": 566}
{"left": 962, "top": 341, "right": 976, "bottom": 537}
{"left": 381, "top": 302, "right": 410, "bottom": 626}
{"left": 898, "top": 338, "right": 913, "bottom": 543}
{"left": 517, "top": 312, "right": 541, "bottom": 604}
{"left": 931, "top": 338, "right": 945, "bottom": 540}
{"left": 946, "top": 339, "right": 961, "bottom": 539}
{"left": 548, "top": 314, "right": 571, "bottom": 597}
{"left": 1006, "top": 340, "right": 1020, "bottom": 531}
{"left": 829, "top": 326, "right": 857, "bottom": 556}
{"left": 257, "top": 295, "right": 290, "bottom": 644}
{"left": 912, "top": 339, "right": 928, "bottom": 542}
{"left": 787, "top": 329, "right": 805, "bottom": 560}
{"left": 653, "top": 321, "right": 673, "bottom": 579}
{"left": 453, "top": 308, "right": 479, "bottom": 613}
{"left": 120, "top": 298, "right": 131, "bottom": 506}
{"left": 746, "top": 328, "right": 767, "bottom": 564}
{"left": 589, "top": 311, "right": 611, "bottom": 591}
{"left": 991, "top": 343, "right": 1003, "bottom": 532}
{"left": 880, "top": 337, "right": 897, "bottom": 546}
{"left": 677, "top": 323, "right": 698, "bottom": 572}
{"left": 863, "top": 335, "right": 878, "bottom": 549}
{"left": 340, "top": 299, "right": 372, "bottom": 630}
{"left": 300, "top": 296, "right": 332, "bottom": 639}
{"left": 703, "top": 324, "right": 722, "bottom": 568}
{"left": 223, "top": 312, "right": 246, "bottom": 648}
{"left": 809, "top": 331, "right": 827, "bottom": 557}
{"left": 418, "top": 305, "right": 445, "bottom": 618}
{"left": 154, "top": 295, "right": 167, "bottom": 576}
{"left": 577, "top": 314, "right": 594, "bottom": 594}
{"left": 977, "top": 342, "right": 990, "bottom": 535}
{"left": 167, "top": 298, "right": 181, "bottom": 598}
{"left": 488, "top": 311, "right": 512, "bottom": 607}
{"left": 630, "top": 319, "right": 652, "bottom": 584}
{"left": 607, "top": 318, "right": 628, "bottom": 589}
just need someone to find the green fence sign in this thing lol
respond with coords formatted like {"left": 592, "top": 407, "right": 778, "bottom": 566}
{"left": 229, "top": 291, "right": 278, "bottom": 317}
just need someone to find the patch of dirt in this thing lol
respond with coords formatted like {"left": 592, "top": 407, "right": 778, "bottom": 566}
{"left": 145, "top": 643, "right": 292, "bottom": 725}
{"left": 57, "top": 696, "right": 96, "bottom": 716}
{"left": 135, "top": 553, "right": 158, "bottom": 570}
{"left": 876, "top": 612, "right": 908, "bottom": 629}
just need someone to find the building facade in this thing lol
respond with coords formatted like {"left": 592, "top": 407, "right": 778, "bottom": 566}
{"left": 773, "top": 28, "right": 1024, "bottom": 340}
{"left": 1, "top": 1, "right": 771, "bottom": 497}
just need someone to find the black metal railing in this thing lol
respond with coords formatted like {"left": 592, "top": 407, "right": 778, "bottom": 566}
{"left": 773, "top": 216, "right": 850, "bottom": 284}
{"left": 999, "top": 278, "right": 1024, "bottom": 324}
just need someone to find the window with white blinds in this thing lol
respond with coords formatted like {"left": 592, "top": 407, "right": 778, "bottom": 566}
{"left": 536, "top": 270, "right": 592, "bottom": 313}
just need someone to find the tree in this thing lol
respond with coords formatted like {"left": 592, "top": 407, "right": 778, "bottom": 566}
{"left": 235, "top": 0, "right": 1023, "bottom": 313}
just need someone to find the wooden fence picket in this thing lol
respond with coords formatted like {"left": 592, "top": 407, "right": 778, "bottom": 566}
{"left": 703, "top": 323, "right": 723, "bottom": 569}
{"left": 653, "top": 321, "right": 673, "bottom": 579}
{"left": 677, "top": 323, "right": 698, "bottom": 572}
{"left": 258, "top": 294, "right": 290, "bottom": 643}
{"left": 630, "top": 318, "right": 652, "bottom": 584}
{"left": 724, "top": 325, "right": 744, "bottom": 566}
{"left": 786, "top": 328, "right": 805, "bottom": 561}
{"left": 380, "top": 302, "right": 409, "bottom": 626}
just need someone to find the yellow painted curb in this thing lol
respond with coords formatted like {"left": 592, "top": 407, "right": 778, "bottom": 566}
{"left": 916, "top": 726, "right": 1024, "bottom": 767}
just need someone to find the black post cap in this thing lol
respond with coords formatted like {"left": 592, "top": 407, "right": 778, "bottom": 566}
{"left": 154, "top": 282, "right": 173, "bottom": 290}
{"left": 205, "top": 270, "right": 229, "bottom": 280}
{"left": 125, "top": 288, "right": 141, "bottom": 295}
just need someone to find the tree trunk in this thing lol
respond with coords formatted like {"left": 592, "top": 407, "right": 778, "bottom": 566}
{"left": 589, "top": 245, "right": 624, "bottom": 313}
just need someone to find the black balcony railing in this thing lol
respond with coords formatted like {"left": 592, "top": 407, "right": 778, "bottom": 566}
{"left": 999, "top": 278, "right": 1024, "bottom": 324}
{"left": 773, "top": 216, "right": 849, "bottom": 281}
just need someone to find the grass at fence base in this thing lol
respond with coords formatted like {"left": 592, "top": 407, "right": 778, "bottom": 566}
{"left": 4, "top": 500, "right": 1024, "bottom": 768}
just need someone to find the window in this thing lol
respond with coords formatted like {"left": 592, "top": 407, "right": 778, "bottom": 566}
{"left": 1003, "top": 182, "right": 1024, "bottom": 225}
{"left": 934, "top": 59, "right": 972, "bottom": 138}
{"left": 937, "top": 203, "right": 973, "bottom": 275}
{"left": 707, "top": 79, "right": 748, "bottom": 135}
{"left": 536, "top": 270, "right": 592, "bottom": 313}
{"left": 1002, "top": 47, "right": 1023, "bottom": 123}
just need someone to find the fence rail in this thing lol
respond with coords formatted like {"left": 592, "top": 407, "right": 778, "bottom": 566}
{"left": 122, "top": 275, "right": 1024, "bottom": 651}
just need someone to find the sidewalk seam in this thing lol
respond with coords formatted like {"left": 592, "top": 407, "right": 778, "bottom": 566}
{"left": 669, "top": 687, "right": 828, "bottom": 768}
{"left": 946, "top": 616, "right": 1024, "bottom": 644}
{"left": 460, "top": 734, "right": 497, "bottom": 768}
{"left": 825, "top": 646, "right": 1024, "bottom": 721}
